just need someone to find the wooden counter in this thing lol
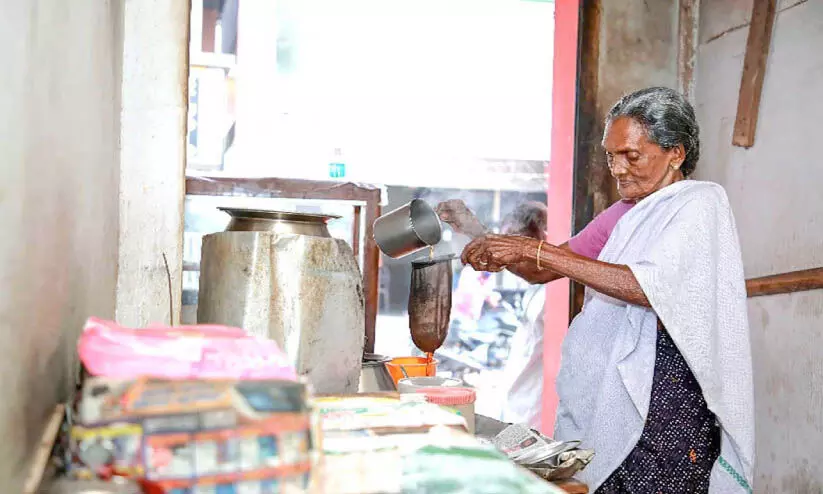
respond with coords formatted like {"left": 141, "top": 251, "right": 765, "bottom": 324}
{"left": 553, "top": 479, "right": 589, "bottom": 494}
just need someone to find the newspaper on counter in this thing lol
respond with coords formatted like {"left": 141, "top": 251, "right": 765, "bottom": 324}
{"left": 490, "top": 424, "right": 594, "bottom": 481}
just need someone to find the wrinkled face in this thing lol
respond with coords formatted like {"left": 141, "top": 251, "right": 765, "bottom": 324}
{"left": 603, "top": 117, "right": 685, "bottom": 201}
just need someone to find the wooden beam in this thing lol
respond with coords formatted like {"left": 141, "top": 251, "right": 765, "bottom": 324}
{"left": 363, "top": 201, "right": 382, "bottom": 354}
{"left": 732, "top": 0, "right": 777, "bottom": 148}
{"left": 23, "top": 404, "right": 65, "bottom": 494}
{"left": 186, "top": 176, "right": 381, "bottom": 202}
{"left": 553, "top": 479, "right": 589, "bottom": 494}
{"left": 352, "top": 205, "right": 362, "bottom": 259}
{"left": 570, "top": 0, "right": 603, "bottom": 320}
{"left": 202, "top": 8, "right": 219, "bottom": 53}
{"left": 677, "top": 0, "right": 699, "bottom": 102}
{"left": 746, "top": 267, "right": 823, "bottom": 298}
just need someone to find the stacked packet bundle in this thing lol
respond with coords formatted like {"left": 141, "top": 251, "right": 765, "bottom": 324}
{"left": 68, "top": 318, "right": 314, "bottom": 493}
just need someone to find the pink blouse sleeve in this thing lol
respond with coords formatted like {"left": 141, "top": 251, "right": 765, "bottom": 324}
{"left": 567, "top": 200, "right": 634, "bottom": 259}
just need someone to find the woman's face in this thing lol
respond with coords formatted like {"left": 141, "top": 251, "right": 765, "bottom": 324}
{"left": 603, "top": 117, "right": 685, "bottom": 201}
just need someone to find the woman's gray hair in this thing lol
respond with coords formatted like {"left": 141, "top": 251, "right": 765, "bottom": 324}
{"left": 605, "top": 87, "right": 700, "bottom": 176}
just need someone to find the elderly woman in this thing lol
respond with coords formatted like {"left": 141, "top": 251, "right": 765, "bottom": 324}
{"left": 459, "top": 87, "right": 754, "bottom": 493}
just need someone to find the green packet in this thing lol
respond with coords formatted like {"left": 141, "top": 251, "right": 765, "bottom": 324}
{"left": 402, "top": 444, "right": 565, "bottom": 494}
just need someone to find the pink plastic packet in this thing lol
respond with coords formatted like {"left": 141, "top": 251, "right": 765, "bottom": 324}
{"left": 78, "top": 317, "right": 297, "bottom": 381}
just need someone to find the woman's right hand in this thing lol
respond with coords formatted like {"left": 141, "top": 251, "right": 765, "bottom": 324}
{"left": 461, "top": 234, "right": 535, "bottom": 273}
{"left": 435, "top": 200, "right": 487, "bottom": 238}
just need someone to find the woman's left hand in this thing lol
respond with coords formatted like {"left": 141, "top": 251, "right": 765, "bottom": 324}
{"left": 461, "top": 234, "right": 539, "bottom": 272}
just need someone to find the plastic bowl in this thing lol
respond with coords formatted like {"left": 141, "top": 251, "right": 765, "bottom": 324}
{"left": 397, "top": 376, "right": 463, "bottom": 393}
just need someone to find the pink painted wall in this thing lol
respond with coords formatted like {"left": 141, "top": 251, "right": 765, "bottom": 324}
{"left": 542, "top": 0, "right": 579, "bottom": 434}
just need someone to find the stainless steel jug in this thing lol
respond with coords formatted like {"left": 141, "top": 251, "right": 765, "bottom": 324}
{"left": 358, "top": 353, "right": 396, "bottom": 393}
{"left": 373, "top": 199, "right": 442, "bottom": 258}
{"left": 198, "top": 208, "right": 365, "bottom": 394}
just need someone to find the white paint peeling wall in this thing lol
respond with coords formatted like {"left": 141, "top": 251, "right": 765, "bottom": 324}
{"left": 0, "top": 0, "right": 124, "bottom": 489}
{"left": 694, "top": 0, "right": 823, "bottom": 491}
{"left": 588, "top": 0, "right": 681, "bottom": 213}
{"left": 597, "top": 1, "right": 680, "bottom": 115}
{"left": 0, "top": 0, "right": 185, "bottom": 487}
{"left": 117, "top": 0, "right": 189, "bottom": 327}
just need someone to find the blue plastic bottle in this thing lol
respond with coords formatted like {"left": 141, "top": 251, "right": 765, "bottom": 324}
{"left": 328, "top": 148, "right": 346, "bottom": 179}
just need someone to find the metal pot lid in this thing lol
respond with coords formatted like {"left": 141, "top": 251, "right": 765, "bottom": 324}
{"left": 218, "top": 208, "right": 341, "bottom": 223}
{"left": 362, "top": 353, "right": 392, "bottom": 365}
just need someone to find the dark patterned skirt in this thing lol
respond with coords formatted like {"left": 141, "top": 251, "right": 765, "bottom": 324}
{"left": 595, "top": 324, "right": 721, "bottom": 494}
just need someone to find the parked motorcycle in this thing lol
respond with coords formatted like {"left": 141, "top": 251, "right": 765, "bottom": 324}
{"left": 437, "top": 289, "right": 524, "bottom": 380}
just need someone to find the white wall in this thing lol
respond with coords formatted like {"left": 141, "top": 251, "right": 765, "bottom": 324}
{"left": 596, "top": 1, "right": 680, "bottom": 114}
{"left": 694, "top": 0, "right": 823, "bottom": 491}
{"left": 116, "top": 0, "right": 188, "bottom": 327}
{"left": 0, "top": 0, "right": 123, "bottom": 489}
{"left": 584, "top": 0, "right": 680, "bottom": 213}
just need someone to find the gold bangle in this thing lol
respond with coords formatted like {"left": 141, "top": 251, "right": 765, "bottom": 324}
{"left": 536, "top": 240, "right": 544, "bottom": 271}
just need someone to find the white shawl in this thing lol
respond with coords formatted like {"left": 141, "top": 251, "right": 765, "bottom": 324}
{"left": 554, "top": 180, "right": 755, "bottom": 493}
